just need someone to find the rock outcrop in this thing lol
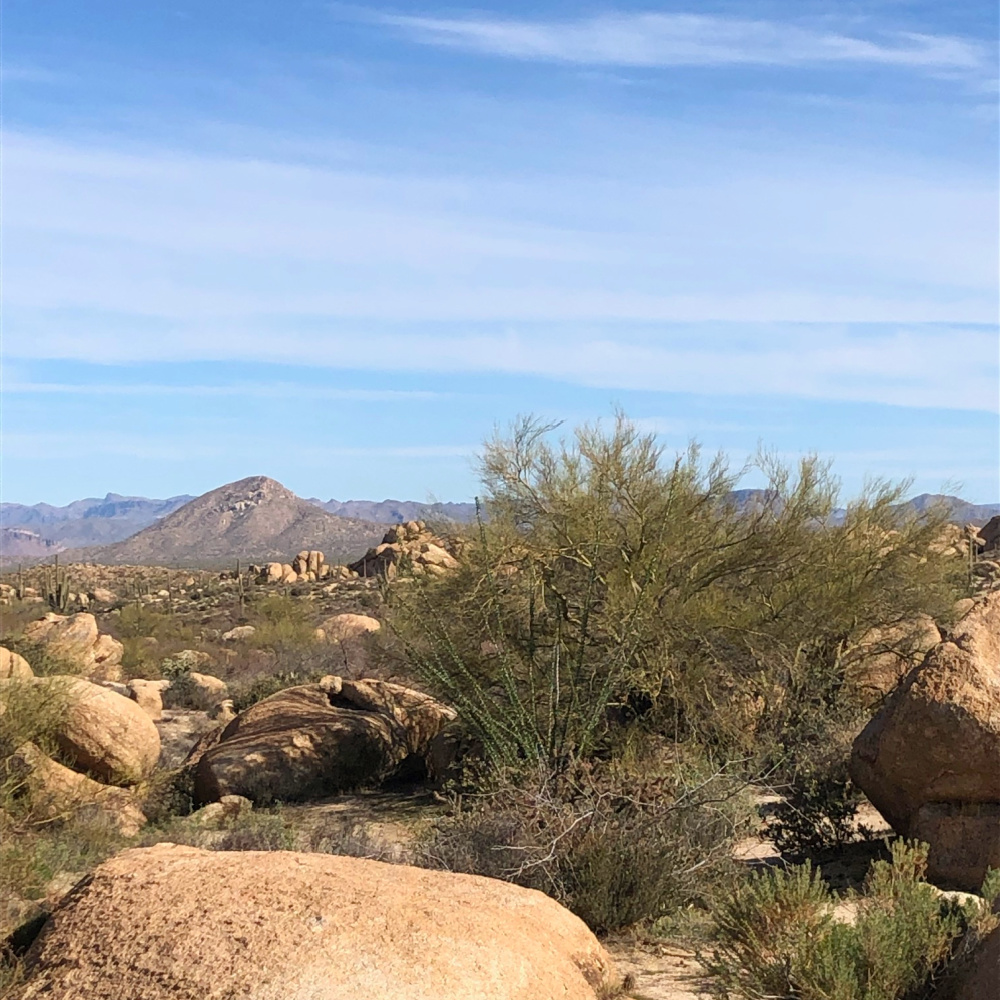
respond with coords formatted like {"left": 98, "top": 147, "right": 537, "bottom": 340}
{"left": 48, "top": 677, "right": 161, "bottom": 784}
{"left": 841, "top": 615, "right": 942, "bottom": 701}
{"left": 5, "top": 742, "right": 146, "bottom": 836}
{"left": 851, "top": 593, "right": 1000, "bottom": 888}
{"left": 0, "top": 646, "right": 33, "bottom": 679}
{"left": 317, "top": 612, "right": 380, "bottom": 643}
{"left": 21, "top": 613, "right": 123, "bottom": 681}
{"left": 12, "top": 844, "right": 618, "bottom": 1000}
{"left": 315, "top": 613, "right": 380, "bottom": 670}
{"left": 191, "top": 677, "right": 455, "bottom": 804}
{"left": 127, "top": 679, "right": 169, "bottom": 720}
{"left": 348, "top": 520, "right": 460, "bottom": 580}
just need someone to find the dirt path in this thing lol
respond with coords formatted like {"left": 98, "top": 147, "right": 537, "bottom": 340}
{"left": 607, "top": 942, "right": 712, "bottom": 1000}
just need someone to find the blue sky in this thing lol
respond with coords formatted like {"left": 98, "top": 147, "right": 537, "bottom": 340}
{"left": 3, "top": 1, "right": 998, "bottom": 505}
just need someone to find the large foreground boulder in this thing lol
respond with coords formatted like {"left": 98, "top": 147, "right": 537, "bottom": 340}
{"left": 851, "top": 593, "right": 1000, "bottom": 888}
{"left": 52, "top": 677, "right": 161, "bottom": 784}
{"left": 22, "top": 613, "right": 124, "bottom": 681}
{"left": 13, "top": 845, "right": 618, "bottom": 1000}
{"left": 191, "top": 678, "right": 456, "bottom": 804}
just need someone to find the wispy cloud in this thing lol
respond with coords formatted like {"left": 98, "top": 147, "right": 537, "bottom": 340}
{"left": 0, "top": 62, "right": 68, "bottom": 84}
{"left": 5, "top": 131, "right": 996, "bottom": 330}
{"left": 3, "top": 382, "right": 443, "bottom": 401}
{"left": 381, "top": 12, "right": 985, "bottom": 72}
{"left": 8, "top": 321, "right": 998, "bottom": 413}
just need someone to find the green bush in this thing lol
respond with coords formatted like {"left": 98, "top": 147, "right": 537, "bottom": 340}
{"left": 247, "top": 594, "right": 318, "bottom": 651}
{"left": 229, "top": 670, "right": 317, "bottom": 713}
{"left": 704, "top": 841, "right": 990, "bottom": 1000}
{"left": 390, "top": 415, "right": 966, "bottom": 776}
{"left": 114, "top": 602, "right": 194, "bottom": 644}
{"left": 768, "top": 756, "right": 864, "bottom": 858}
{"left": 424, "top": 755, "right": 752, "bottom": 933}
{"left": 0, "top": 677, "right": 74, "bottom": 828}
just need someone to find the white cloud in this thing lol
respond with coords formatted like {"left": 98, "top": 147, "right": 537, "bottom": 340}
{"left": 382, "top": 12, "right": 985, "bottom": 71}
{"left": 3, "top": 131, "right": 996, "bottom": 413}
{"left": 3, "top": 382, "right": 442, "bottom": 401}
{"left": 4, "top": 131, "right": 995, "bottom": 324}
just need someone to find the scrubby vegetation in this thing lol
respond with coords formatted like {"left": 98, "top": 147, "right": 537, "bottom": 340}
{"left": 2, "top": 413, "right": 991, "bottom": 997}
{"left": 389, "top": 417, "right": 967, "bottom": 917}
{"left": 704, "top": 841, "right": 999, "bottom": 1000}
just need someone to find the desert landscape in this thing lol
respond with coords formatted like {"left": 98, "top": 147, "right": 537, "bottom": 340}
{"left": 5, "top": 1, "right": 998, "bottom": 996}
{"left": 2, "top": 421, "right": 1000, "bottom": 999}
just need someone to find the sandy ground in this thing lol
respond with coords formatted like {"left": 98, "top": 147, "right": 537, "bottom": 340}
{"left": 607, "top": 942, "right": 712, "bottom": 1000}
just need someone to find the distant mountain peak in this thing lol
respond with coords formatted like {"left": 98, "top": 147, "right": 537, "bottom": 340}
{"left": 58, "top": 476, "right": 385, "bottom": 568}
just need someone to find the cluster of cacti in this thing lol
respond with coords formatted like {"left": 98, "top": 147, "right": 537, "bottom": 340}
{"left": 44, "top": 555, "right": 73, "bottom": 611}
{"left": 122, "top": 575, "right": 153, "bottom": 599}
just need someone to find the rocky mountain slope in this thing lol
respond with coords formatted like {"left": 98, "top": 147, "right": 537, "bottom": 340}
{"left": 6, "top": 484, "right": 996, "bottom": 568}
{"left": 61, "top": 477, "right": 385, "bottom": 568}
{"left": 1, "top": 493, "right": 195, "bottom": 556}
{"left": 309, "top": 498, "right": 478, "bottom": 524}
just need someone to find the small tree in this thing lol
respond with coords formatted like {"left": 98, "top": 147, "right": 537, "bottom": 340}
{"left": 390, "top": 414, "right": 965, "bottom": 775}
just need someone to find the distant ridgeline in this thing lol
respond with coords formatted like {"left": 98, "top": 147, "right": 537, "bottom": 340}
{"left": 2, "top": 479, "right": 996, "bottom": 568}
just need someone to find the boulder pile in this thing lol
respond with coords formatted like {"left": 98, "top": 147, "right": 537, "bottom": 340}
{"left": 188, "top": 676, "right": 456, "bottom": 805}
{"left": 5, "top": 741, "right": 146, "bottom": 837}
{"left": 0, "top": 665, "right": 159, "bottom": 837}
{"left": 348, "top": 520, "right": 460, "bottom": 580}
{"left": 254, "top": 523, "right": 462, "bottom": 585}
{"left": 850, "top": 592, "right": 1000, "bottom": 889}
{"left": 21, "top": 613, "right": 124, "bottom": 682}
{"left": 258, "top": 549, "right": 334, "bottom": 584}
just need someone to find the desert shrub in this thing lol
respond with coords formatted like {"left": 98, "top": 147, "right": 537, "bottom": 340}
{"left": 139, "top": 768, "right": 196, "bottom": 824}
{"left": 423, "top": 754, "right": 752, "bottom": 933}
{"left": 247, "top": 594, "right": 318, "bottom": 651}
{"left": 113, "top": 602, "right": 194, "bottom": 644}
{"left": 768, "top": 755, "right": 864, "bottom": 858}
{"left": 213, "top": 810, "right": 294, "bottom": 851}
{"left": 390, "top": 414, "right": 965, "bottom": 823}
{"left": 704, "top": 841, "right": 989, "bottom": 1000}
{"left": 0, "top": 636, "right": 82, "bottom": 678}
{"left": 229, "top": 670, "right": 318, "bottom": 713}
{"left": 0, "top": 814, "right": 127, "bottom": 906}
{"left": 301, "top": 816, "right": 405, "bottom": 863}
{"left": 0, "top": 677, "right": 74, "bottom": 826}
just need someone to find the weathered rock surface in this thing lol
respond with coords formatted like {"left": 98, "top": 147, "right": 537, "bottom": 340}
{"left": 936, "top": 903, "right": 1000, "bottom": 1000}
{"left": 851, "top": 593, "right": 1000, "bottom": 888}
{"left": 187, "top": 671, "right": 228, "bottom": 707}
{"left": 348, "top": 520, "right": 460, "bottom": 579}
{"left": 127, "top": 679, "right": 169, "bottom": 720}
{"left": 318, "top": 612, "right": 380, "bottom": 643}
{"left": 5, "top": 742, "right": 146, "bottom": 836}
{"left": 13, "top": 844, "right": 617, "bottom": 1000}
{"left": 221, "top": 625, "right": 255, "bottom": 642}
{"left": 842, "top": 615, "right": 941, "bottom": 701}
{"left": 909, "top": 802, "right": 1000, "bottom": 892}
{"left": 315, "top": 613, "right": 380, "bottom": 670}
{"left": 191, "top": 679, "right": 455, "bottom": 804}
{"left": 0, "top": 646, "right": 33, "bottom": 679}
{"left": 22, "top": 613, "right": 124, "bottom": 681}
{"left": 50, "top": 677, "right": 161, "bottom": 784}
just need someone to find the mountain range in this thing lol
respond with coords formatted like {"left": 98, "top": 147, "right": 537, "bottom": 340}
{"left": 0, "top": 490, "right": 476, "bottom": 563}
{"left": 2, "top": 482, "right": 997, "bottom": 568}
{"left": 50, "top": 477, "right": 387, "bottom": 568}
